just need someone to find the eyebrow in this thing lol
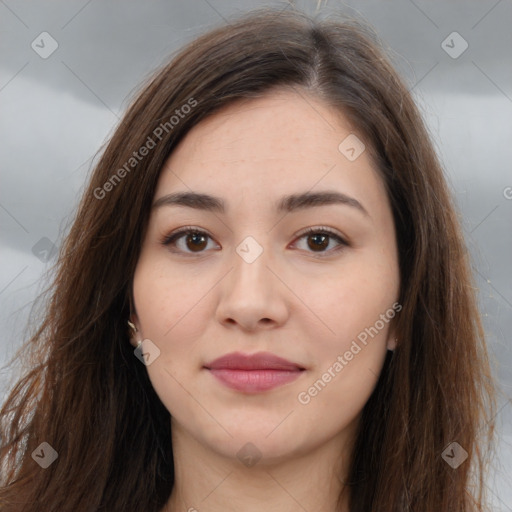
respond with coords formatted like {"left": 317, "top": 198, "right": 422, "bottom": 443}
{"left": 152, "top": 190, "right": 369, "bottom": 217}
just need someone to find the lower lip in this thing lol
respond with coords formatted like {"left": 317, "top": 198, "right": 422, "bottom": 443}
{"left": 207, "top": 368, "right": 304, "bottom": 393}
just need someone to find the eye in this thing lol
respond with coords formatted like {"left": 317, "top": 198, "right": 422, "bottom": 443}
{"left": 160, "top": 226, "right": 349, "bottom": 256}
{"left": 160, "top": 227, "right": 218, "bottom": 255}
{"left": 292, "top": 226, "right": 349, "bottom": 256}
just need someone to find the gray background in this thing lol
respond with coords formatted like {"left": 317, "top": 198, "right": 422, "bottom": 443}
{"left": 0, "top": 0, "right": 510, "bottom": 507}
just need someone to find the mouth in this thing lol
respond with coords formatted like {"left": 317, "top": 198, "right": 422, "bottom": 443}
{"left": 204, "top": 351, "right": 306, "bottom": 393}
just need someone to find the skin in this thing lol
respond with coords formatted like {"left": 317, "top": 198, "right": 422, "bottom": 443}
{"left": 130, "top": 88, "right": 400, "bottom": 512}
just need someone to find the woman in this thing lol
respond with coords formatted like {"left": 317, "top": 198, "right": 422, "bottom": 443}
{"left": 0, "top": 7, "right": 496, "bottom": 512}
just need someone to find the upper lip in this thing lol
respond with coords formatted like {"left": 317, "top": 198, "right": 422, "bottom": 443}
{"left": 205, "top": 351, "right": 305, "bottom": 371}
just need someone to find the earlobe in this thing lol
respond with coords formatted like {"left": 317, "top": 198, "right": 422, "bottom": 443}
{"left": 127, "top": 319, "right": 142, "bottom": 348}
{"left": 387, "top": 335, "right": 398, "bottom": 351}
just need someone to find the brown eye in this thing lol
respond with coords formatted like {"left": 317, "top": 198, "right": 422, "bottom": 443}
{"left": 294, "top": 227, "right": 348, "bottom": 256}
{"left": 161, "top": 228, "right": 217, "bottom": 254}
{"left": 306, "top": 233, "right": 329, "bottom": 252}
{"left": 184, "top": 232, "right": 208, "bottom": 252}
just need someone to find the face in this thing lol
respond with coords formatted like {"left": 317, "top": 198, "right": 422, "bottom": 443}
{"left": 131, "top": 88, "right": 400, "bottom": 467}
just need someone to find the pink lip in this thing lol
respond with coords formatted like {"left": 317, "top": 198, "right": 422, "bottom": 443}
{"left": 204, "top": 351, "right": 306, "bottom": 393}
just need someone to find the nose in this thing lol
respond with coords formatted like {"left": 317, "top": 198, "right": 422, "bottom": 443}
{"left": 215, "top": 242, "right": 289, "bottom": 332}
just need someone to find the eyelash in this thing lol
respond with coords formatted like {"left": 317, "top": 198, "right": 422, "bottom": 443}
{"left": 160, "top": 225, "right": 349, "bottom": 258}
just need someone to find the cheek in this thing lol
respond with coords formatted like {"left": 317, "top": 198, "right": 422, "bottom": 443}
{"left": 132, "top": 259, "right": 209, "bottom": 417}
{"left": 296, "top": 252, "right": 397, "bottom": 398}
{"left": 132, "top": 255, "right": 218, "bottom": 398}
{"left": 133, "top": 255, "right": 210, "bottom": 339}
{"left": 304, "top": 256, "right": 398, "bottom": 343}
{"left": 296, "top": 346, "right": 386, "bottom": 439}
{"left": 296, "top": 276, "right": 394, "bottom": 423}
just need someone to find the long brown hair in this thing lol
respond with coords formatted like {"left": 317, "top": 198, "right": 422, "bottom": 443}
{"left": 0, "top": 7, "right": 496, "bottom": 511}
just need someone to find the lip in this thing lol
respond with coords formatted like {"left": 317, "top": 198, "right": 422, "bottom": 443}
{"left": 204, "top": 351, "right": 306, "bottom": 393}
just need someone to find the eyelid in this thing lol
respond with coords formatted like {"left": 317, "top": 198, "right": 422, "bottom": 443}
{"left": 160, "top": 225, "right": 349, "bottom": 256}
{"left": 160, "top": 226, "right": 215, "bottom": 250}
{"left": 294, "top": 225, "right": 349, "bottom": 245}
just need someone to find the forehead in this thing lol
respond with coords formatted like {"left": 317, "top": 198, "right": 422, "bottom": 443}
{"left": 173, "top": 89, "right": 358, "bottom": 163}
{"left": 155, "top": 89, "right": 388, "bottom": 216}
